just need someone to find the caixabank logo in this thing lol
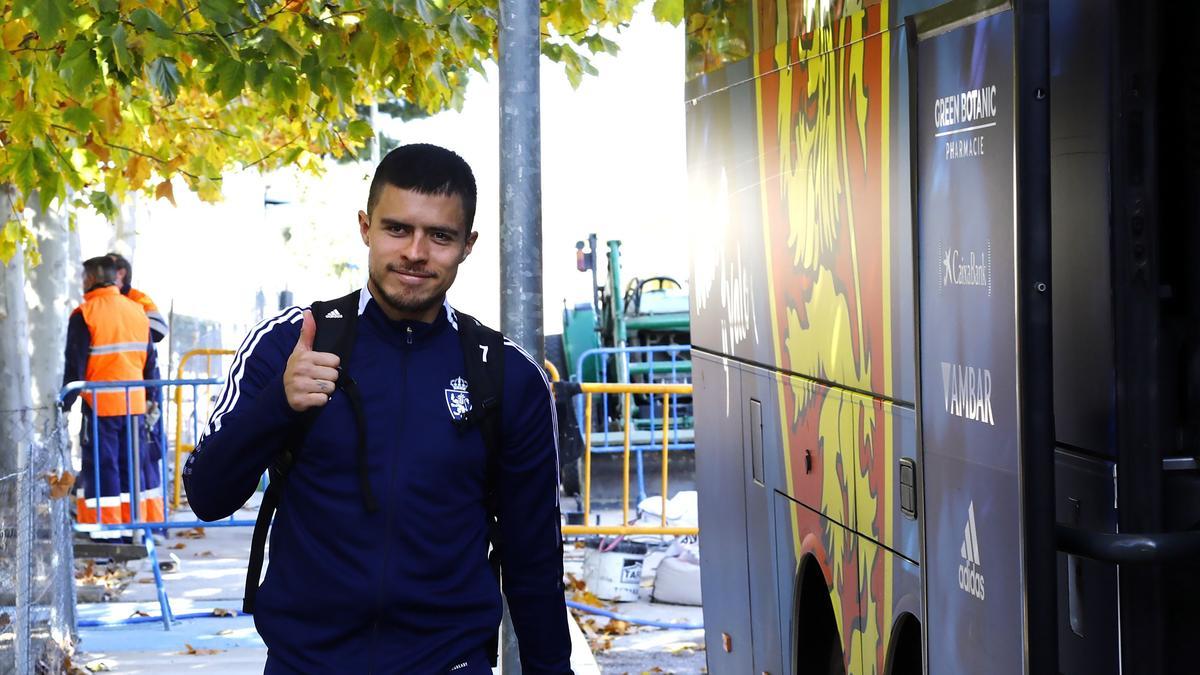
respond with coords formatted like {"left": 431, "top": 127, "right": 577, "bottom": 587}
{"left": 958, "top": 501, "right": 986, "bottom": 601}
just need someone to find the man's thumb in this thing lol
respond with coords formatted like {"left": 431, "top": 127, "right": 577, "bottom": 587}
{"left": 296, "top": 309, "right": 316, "bottom": 352}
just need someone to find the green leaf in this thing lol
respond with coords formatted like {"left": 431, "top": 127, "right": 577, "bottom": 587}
{"left": 199, "top": 0, "right": 241, "bottom": 26}
{"left": 248, "top": 60, "right": 269, "bottom": 89}
{"left": 448, "top": 14, "right": 482, "bottom": 49}
{"left": 415, "top": 0, "right": 440, "bottom": 27}
{"left": 282, "top": 145, "right": 304, "bottom": 165}
{"left": 32, "top": 0, "right": 69, "bottom": 42}
{"left": 246, "top": 0, "right": 269, "bottom": 22}
{"left": 365, "top": 7, "right": 401, "bottom": 43}
{"left": 87, "top": 190, "right": 118, "bottom": 221}
{"left": 60, "top": 39, "right": 101, "bottom": 99}
{"left": 347, "top": 119, "right": 374, "bottom": 142}
{"left": 147, "top": 57, "right": 182, "bottom": 103}
{"left": 331, "top": 67, "right": 356, "bottom": 102}
{"left": 267, "top": 66, "right": 298, "bottom": 101}
{"left": 9, "top": 109, "right": 49, "bottom": 143}
{"left": 8, "top": 148, "right": 37, "bottom": 197}
{"left": 62, "top": 106, "right": 101, "bottom": 133}
{"left": 652, "top": 0, "right": 684, "bottom": 25}
{"left": 130, "top": 8, "right": 173, "bottom": 39}
{"left": 109, "top": 24, "right": 132, "bottom": 74}
{"left": 216, "top": 59, "right": 246, "bottom": 100}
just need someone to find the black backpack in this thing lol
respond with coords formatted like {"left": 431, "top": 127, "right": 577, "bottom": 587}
{"left": 243, "top": 290, "right": 506, "bottom": 632}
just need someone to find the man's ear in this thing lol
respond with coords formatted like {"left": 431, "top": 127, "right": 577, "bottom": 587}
{"left": 358, "top": 210, "right": 370, "bottom": 245}
{"left": 461, "top": 230, "right": 478, "bottom": 262}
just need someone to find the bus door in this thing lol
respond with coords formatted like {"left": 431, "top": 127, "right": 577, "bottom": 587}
{"left": 908, "top": 1, "right": 1057, "bottom": 673}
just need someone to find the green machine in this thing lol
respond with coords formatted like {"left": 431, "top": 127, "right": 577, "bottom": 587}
{"left": 555, "top": 234, "right": 691, "bottom": 385}
{"left": 550, "top": 235, "right": 693, "bottom": 498}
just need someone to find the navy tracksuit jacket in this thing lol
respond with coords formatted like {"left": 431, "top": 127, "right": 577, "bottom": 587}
{"left": 183, "top": 292, "right": 571, "bottom": 674}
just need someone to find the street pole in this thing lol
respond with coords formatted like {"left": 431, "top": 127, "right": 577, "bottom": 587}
{"left": 498, "top": 0, "right": 542, "bottom": 669}
{"left": 499, "top": 0, "right": 543, "bottom": 367}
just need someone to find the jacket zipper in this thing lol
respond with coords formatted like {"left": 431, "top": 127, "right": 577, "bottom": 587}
{"left": 371, "top": 333, "right": 406, "bottom": 673}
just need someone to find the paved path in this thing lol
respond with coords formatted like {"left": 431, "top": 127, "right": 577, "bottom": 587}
{"left": 74, "top": 502, "right": 600, "bottom": 674}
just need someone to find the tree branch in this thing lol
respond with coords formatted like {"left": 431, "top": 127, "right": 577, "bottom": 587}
{"left": 174, "top": 5, "right": 290, "bottom": 39}
{"left": 243, "top": 132, "right": 305, "bottom": 170}
{"left": 306, "top": 104, "right": 351, "bottom": 156}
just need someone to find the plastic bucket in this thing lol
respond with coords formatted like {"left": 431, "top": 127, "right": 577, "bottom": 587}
{"left": 581, "top": 538, "right": 648, "bottom": 602}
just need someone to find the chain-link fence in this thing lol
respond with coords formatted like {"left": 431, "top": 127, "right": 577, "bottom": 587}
{"left": 0, "top": 409, "right": 77, "bottom": 675}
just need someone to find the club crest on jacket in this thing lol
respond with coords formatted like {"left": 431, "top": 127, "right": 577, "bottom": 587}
{"left": 445, "top": 376, "right": 472, "bottom": 421}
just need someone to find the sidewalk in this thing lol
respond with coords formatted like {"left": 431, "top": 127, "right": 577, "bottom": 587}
{"left": 73, "top": 502, "right": 599, "bottom": 674}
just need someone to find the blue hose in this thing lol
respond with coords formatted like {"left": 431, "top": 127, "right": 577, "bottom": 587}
{"left": 78, "top": 610, "right": 240, "bottom": 627}
{"left": 565, "top": 600, "right": 703, "bottom": 630}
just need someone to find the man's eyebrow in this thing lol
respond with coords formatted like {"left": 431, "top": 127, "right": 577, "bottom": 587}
{"left": 378, "top": 218, "right": 460, "bottom": 237}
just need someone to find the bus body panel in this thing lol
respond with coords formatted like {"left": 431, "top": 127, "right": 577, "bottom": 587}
{"left": 693, "top": 352, "right": 755, "bottom": 674}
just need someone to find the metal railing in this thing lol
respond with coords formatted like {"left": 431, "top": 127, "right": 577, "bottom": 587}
{"left": 171, "top": 349, "right": 235, "bottom": 508}
{"left": 561, "top": 382, "right": 698, "bottom": 538}
{"left": 60, "top": 376, "right": 256, "bottom": 631}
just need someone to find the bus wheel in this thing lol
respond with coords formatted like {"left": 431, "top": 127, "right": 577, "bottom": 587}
{"left": 796, "top": 555, "right": 845, "bottom": 675}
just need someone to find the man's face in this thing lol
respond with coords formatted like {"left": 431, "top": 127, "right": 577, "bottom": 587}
{"left": 82, "top": 269, "right": 96, "bottom": 292}
{"left": 358, "top": 185, "right": 477, "bottom": 322}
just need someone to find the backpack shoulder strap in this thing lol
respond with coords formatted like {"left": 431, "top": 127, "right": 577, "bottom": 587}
{"left": 454, "top": 309, "right": 505, "bottom": 443}
{"left": 244, "top": 290, "right": 368, "bottom": 614}
{"left": 453, "top": 308, "right": 507, "bottom": 667}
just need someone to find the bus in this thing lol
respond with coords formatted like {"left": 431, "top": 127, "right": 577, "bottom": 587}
{"left": 686, "top": 0, "right": 1200, "bottom": 673}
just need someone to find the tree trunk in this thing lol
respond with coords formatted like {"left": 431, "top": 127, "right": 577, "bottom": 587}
{"left": 110, "top": 192, "right": 139, "bottom": 257}
{"left": 0, "top": 184, "right": 34, "bottom": 478}
{"left": 27, "top": 192, "right": 74, "bottom": 411}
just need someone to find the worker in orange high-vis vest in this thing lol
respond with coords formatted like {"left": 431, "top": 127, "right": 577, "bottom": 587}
{"left": 108, "top": 253, "right": 168, "bottom": 511}
{"left": 61, "top": 256, "right": 161, "bottom": 539}
{"left": 108, "top": 253, "right": 168, "bottom": 342}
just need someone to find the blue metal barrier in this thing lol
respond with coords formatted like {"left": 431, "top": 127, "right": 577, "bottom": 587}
{"left": 58, "top": 377, "right": 260, "bottom": 631}
{"left": 570, "top": 346, "right": 693, "bottom": 501}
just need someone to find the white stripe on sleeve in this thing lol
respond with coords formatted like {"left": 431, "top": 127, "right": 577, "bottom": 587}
{"left": 202, "top": 307, "right": 303, "bottom": 438}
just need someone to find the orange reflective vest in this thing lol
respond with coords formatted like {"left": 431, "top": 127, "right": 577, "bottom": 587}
{"left": 127, "top": 287, "right": 169, "bottom": 342}
{"left": 75, "top": 286, "right": 150, "bottom": 416}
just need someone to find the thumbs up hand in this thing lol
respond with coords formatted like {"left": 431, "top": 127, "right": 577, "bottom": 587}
{"left": 283, "top": 309, "right": 341, "bottom": 412}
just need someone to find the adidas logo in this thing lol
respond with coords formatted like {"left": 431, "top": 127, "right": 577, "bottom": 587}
{"left": 957, "top": 501, "right": 986, "bottom": 601}
{"left": 324, "top": 308, "right": 344, "bottom": 319}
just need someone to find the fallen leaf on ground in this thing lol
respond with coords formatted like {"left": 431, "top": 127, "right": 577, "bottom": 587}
{"left": 131, "top": 610, "right": 150, "bottom": 617}
{"left": 170, "top": 543, "right": 186, "bottom": 550}
{"left": 84, "top": 661, "right": 112, "bottom": 672}
{"left": 177, "top": 527, "right": 206, "bottom": 539}
{"left": 601, "top": 619, "right": 631, "bottom": 635}
{"left": 212, "top": 608, "right": 237, "bottom": 617}
{"left": 216, "top": 629, "right": 235, "bottom": 636}
{"left": 137, "top": 578, "right": 155, "bottom": 584}
{"left": 194, "top": 550, "right": 213, "bottom": 557}
{"left": 180, "top": 643, "right": 223, "bottom": 656}
{"left": 45, "top": 471, "right": 75, "bottom": 499}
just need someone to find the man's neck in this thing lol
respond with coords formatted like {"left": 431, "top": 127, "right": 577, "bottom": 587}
{"left": 366, "top": 280, "right": 441, "bottom": 323}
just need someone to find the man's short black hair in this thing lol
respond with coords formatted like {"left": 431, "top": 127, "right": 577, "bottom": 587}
{"left": 107, "top": 252, "right": 132, "bottom": 293}
{"left": 367, "top": 143, "right": 477, "bottom": 232}
{"left": 82, "top": 256, "right": 117, "bottom": 286}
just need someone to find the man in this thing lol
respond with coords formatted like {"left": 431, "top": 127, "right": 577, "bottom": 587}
{"left": 107, "top": 252, "right": 169, "bottom": 342}
{"left": 107, "top": 252, "right": 168, "bottom": 516}
{"left": 62, "top": 256, "right": 162, "bottom": 536}
{"left": 184, "top": 144, "right": 572, "bottom": 674}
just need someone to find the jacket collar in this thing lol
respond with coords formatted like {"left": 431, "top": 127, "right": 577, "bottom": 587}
{"left": 83, "top": 285, "right": 120, "bottom": 301}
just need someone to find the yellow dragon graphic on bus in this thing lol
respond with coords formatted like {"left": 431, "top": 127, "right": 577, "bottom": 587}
{"left": 753, "top": 0, "right": 894, "bottom": 671}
